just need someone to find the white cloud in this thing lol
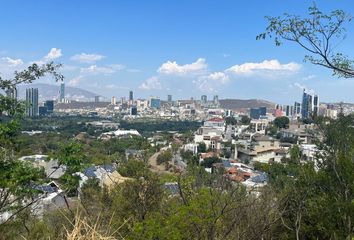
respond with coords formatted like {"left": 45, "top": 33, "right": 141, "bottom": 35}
{"left": 2, "top": 57, "right": 23, "bottom": 66}
{"left": 195, "top": 72, "right": 230, "bottom": 93}
{"left": 80, "top": 64, "right": 125, "bottom": 75}
{"left": 44, "top": 48, "right": 62, "bottom": 60}
{"left": 226, "top": 59, "right": 301, "bottom": 76}
{"left": 205, "top": 72, "right": 229, "bottom": 84}
{"left": 157, "top": 58, "right": 207, "bottom": 75}
{"left": 70, "top": 53, "right": 105, "bottom": 63}
{"left": 68, "top": 75, "right": 84, "bottom": 87}
{"left": 139, "top": 76, "right": 162, "bottom": 90}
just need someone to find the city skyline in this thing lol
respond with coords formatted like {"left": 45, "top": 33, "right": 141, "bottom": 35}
{"left": 1, "top": 1, "right": 354, "bottom": 104}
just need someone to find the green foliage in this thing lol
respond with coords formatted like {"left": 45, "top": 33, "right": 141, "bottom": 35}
{"left": 118, "top": 159, "right": 149, "bottom": 178}
{"left": 240, "top": 115, "right": 251, "bottom": 125}
{"left": 0, "top": 62, "right": 62, "bottom": 224}
{"left": 56, "top": 141, "right": 86, "bottom": 196}
{"left": 156, "top": 149, "right": 172, "bottom": 165}
{"left": 258, "top": 4, "right": 354, "bottom": 78}
{"left": 289, "top": 144, "right": 301, "bottom": 162}
{"left": 200, "top": 156, "right": 221, "bottom": 168}
{"left": 120, "top": 120, "right": 202, "bottom": 135}
{"left": 225, "top": 116, "right": 237, "bottom": 125}
{"left": 197, "top": 142, "right": 207, "bottom": 153}
{"left": 273, "top": 116, "right": 290, "bottom": 129}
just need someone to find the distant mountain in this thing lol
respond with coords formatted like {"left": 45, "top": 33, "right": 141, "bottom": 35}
{"left": 219, "top": 99, "right": 275, "bottom": 112}
{"left": 17, "top": 83, "right": 99, "bottom": 102}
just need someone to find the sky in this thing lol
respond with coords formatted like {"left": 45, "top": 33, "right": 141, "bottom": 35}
{"left": 0, "top": 0, "right": 354, "bottom": 104}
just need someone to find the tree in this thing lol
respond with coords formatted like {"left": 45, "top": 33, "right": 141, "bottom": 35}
{"left": 240, "top": 115, "right": 251, "bottom": 125}
{"left": 0, "top": 62, "right": 62, "bottom": 224}
{"left": 225, "top": 116, "right": 237, "bottom": 125}
{"left": 257, "top": 4, "right": 354, "bottom": 78}
{"left": 289, "top": 144, "right": 301, "bottom": 163}
{"left": 274, "top": 116, "right": 290, "bottom": 129}
{"left": 197, "top": 142, "right": 207, "bottom": 153}
{"left": 56, "top": 141, "right": 86, "bottom": 196}
{"left": 156, "top": 149, "right": 172, "bottom": 165}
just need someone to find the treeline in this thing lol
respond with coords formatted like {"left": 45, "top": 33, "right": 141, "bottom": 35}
{"left": 120, "top": 120, "right": 202, "bottom": 135}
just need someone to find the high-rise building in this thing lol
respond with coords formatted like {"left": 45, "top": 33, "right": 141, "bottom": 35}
{"left": 129, "top": 91, "right": 134, "bottom": 101}
{"left": 301, "top": 89, "right": 319, "bottom": 119}
{"left": 95, "top": 96, "right": 100, "bottom": 102}
{"left": 26, "top": 88, "right": 39, "bottom": 117}
{"left": 167, "top": 95, "right": 172, "bottom": 102}
{"left": 111, "top": 96, "right": 116, "bottom": 105}
{"left": 201, "top": 95, "right": 207, "bottom": 105}
{"left": 294, "top": 102, "right": 301, "bottom": 116}
{"left": 59, "top": 82, "right": 65, "bottom": 102}
{"left": 150, "top": 97, "right": 161, "bottom": 109}
{"left": 250, "top": 108, "right": 261, "bottom": 119}
{"left": 213, "top": 95, "right": 219, "bottom": 105}
{"left": 44, "top": 100, "right": 54, "bottom": 113}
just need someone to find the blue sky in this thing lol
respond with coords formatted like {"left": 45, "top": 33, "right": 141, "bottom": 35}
{"left": 0, "top": 0, "right": 354, "bottom": 104}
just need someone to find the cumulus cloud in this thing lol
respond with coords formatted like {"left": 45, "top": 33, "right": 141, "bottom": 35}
{"left": 158, "top": 58, "right": 207, "bottom": 75}
{"left": 44, "top": 48, "right": 62, "bottom": 60}
{"left": 139, "top": 76, "right": 162, "bottom": 90}
{"left": 105, "top": 84, "right": 129, "bottom": 90}
{"left": 195, "top": 72, "right": 230, "bottom": 93}
{"left": 1, "top": 57, "right": 23, "bottom": 66}
{"left": 70, "top": 53, "right": 105, "bottom": 63}
{"left": 68, "top": 75, "right": 84, "bottom": 87}
{"left": 80, "top": 64, "right": 125, "bottom": 75}
{"left": 226, "top": 59, "right": 301, "bottom": 76}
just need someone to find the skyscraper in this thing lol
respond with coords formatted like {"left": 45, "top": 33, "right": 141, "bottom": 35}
{"left": 294, "top": 102, "right": 301, "bottom": 116}
{"left": 301, "top": 89, "right": 319, "bottom": 119}
{"left": 167, "top": 95, "right": 172, "bottom": 102}
{"left": 213, "top": 95, "right": 219, "bottom": 105}
{"left": 26, "top": 88, "right": 39, "bottom": 117}
{"left": 129, "top": 91, "right": 134, "bottom": 101}
{"left": 59, "top": 82, "right": 65, "bottom": 103}
{"left": 201, "top": 95, "right": 207, "bottom": 105}
{"left": 95, "top": 96, "right": 100, "bottom": 102}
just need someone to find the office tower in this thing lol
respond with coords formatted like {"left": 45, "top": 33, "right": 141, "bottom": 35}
{"left": 44, "top": 100, "right": 54, "bottom": 113}
{"left": 301, "top": 89, "right": 319, "bottom": 119}
{"left": 26, "top": 88, "right": 39, "bottom": 117}
{"left": 6, "top": 87, "right": 18, "bottom": 100}
{"left": 201, "top": 95, "right": 207, "bottom": 104}
{"left": 150, "top": 97, "right": 161, "bottom": 109}
{"left": 111, "top": 96, "right": 116, "bottom": 105}
{"left": 250, "top": 108, "right": 261, "bottom": 119}
{"left": 95, "top": 96, "right": 100, "bottom": 102}
{"left": 294, "top": 102, "right": 301, "bottom": 116}
{"left": 39, "top": 106, "right": 48, "bottom": 116}
{"left": 129, "top": 91, "right": 134, "bottom": 101}
{"left": 285, "top": 105, "right": 291, "bottom": 116}
{"left": 213, "top": 95, "right": 219, "bottom": 105}
{"left": 259, "top": 106, "right": 267, "bottom": 116}
{"left": 167, "top": 95, "right": 172, "bottom": 102}
{"left": 313, "top": 94, "right": 319, "bottom": 117}
{"left": 59, "top": 82, "right": 65, "bottom": 102}
{"left": 130, "top": 106, "right": 138, "bottom": 115}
